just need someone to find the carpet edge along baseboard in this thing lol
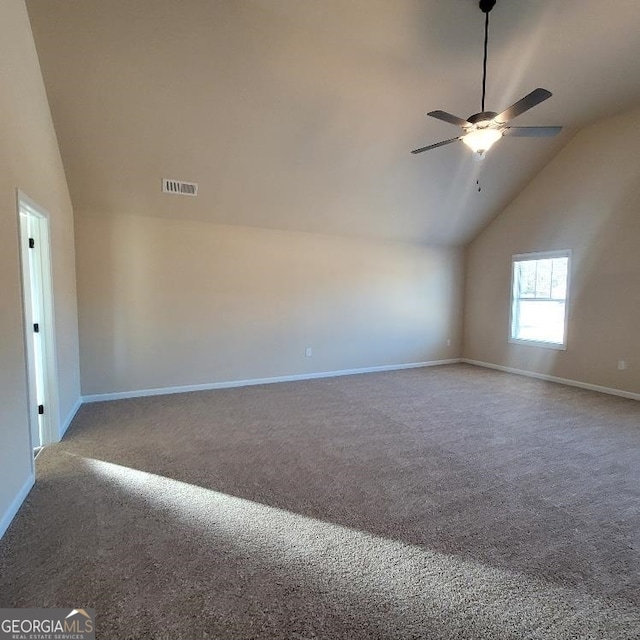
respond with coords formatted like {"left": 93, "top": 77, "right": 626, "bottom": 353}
{"left": 81, "top": 359, "right": 462, "bottom": 403}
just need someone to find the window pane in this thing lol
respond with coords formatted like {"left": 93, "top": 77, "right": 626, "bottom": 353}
{"left": 551, "top": 257, "right": 568, "bottom": 299}
{"left": 517, "top": 261, "right": 537, "bottom": 298}
{"left": 534, "top": 259, "right": 553, "bottom": 298}
{"left": 515, "top": 300, "right": 566, "bottom": 343}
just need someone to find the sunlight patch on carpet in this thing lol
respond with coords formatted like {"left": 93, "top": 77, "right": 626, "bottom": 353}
{"left": 83, "top": 456, "right": 639, "bottom": 639}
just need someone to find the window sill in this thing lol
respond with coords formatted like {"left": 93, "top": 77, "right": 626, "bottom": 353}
{"left": 509, "top": 338, "right": 567, "bottom": 351}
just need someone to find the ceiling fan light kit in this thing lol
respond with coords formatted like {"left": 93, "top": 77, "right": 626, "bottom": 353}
{"left": 412, "top": 0, "right": 561, "bottom": 159}
{"left": 461, "top": 128, "right": 502, "bottom": 155}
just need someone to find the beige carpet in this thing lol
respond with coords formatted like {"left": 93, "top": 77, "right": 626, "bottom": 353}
{"left": 1, "top": 364, "right": 639, "bottom": 639}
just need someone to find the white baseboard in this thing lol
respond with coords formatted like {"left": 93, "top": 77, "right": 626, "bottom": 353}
{"left": 59, "top": 397, "right": 83, "bottom": 439}
{"left": 82, "top": 359, "right": 462, "bottom": 403}
{"left": 0, "top": 472, "right": 35, "bottom": 540}
{"left": 462, "top": 358, "right": 640, "bottom": 401}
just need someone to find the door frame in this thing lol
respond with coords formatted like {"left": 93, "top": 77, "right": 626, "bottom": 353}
{"left": 17, "top": 190, "right": 60, "bottom": 447}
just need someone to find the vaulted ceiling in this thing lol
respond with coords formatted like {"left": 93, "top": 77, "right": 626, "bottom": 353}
{"left": 26, "top": 0, "right": 640, "bottom": 245}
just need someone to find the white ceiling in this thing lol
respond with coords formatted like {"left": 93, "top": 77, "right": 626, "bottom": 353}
{"left": 26, "top": 0, "right": 640, "bottom": 245}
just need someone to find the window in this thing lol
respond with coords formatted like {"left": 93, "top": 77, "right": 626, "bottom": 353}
{"left": 510, "top": 250, "right": 570, "bottom": 349}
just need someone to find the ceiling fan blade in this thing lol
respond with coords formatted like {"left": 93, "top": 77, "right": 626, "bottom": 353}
{"left": 503, "top": 126, "right": 562, "bottom": 137}
{"left": 427, "top": 111, "right": 470, "bottom": 128}
{"left": 495, "top": 88, "right": 552, "bottom": 123}
{"left": 411, "top": 137, "right": 462, "bottom": 154}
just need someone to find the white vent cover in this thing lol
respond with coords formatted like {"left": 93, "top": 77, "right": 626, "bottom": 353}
{"left": 162, "top": 178, "right": 198, "bottom": 196}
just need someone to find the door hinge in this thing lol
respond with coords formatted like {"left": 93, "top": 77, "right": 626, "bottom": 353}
{"left": 38, "top": 404, "right": 45, "bottom": 415}
{"left": 33, "top": 323, "right": 40, "bottom": 333}
{"left": 29, "top": 238, "right": 35, "bottom": 248}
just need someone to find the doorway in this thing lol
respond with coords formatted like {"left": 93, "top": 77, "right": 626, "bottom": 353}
{"left": 18, "top": 192, "right": 60, "bottom": 451}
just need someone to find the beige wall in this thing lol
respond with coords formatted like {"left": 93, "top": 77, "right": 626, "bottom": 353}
{"left": 0, "top": 0, "right": 80, "bottom": 534}
{"left": 464, "top": 107, "right": 640, "bottom": 394}
{"left": 76, "top": 215, "right": 463, "bottom": 395}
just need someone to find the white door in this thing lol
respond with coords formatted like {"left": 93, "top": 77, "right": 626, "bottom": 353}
{"left": 18, "top": 194, "right": 60, "bottom": 449}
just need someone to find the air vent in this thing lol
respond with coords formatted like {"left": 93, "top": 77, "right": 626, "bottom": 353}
{"left": 162, "top": 178, "right": 198, "bottom": 196}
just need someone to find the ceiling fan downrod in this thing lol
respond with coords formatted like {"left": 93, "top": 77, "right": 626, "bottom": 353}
{"left": 479, "top": 0, "right": 496, "bottom": 112}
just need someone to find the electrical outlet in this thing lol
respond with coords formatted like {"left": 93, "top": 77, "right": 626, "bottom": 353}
{"left": 305, "top": 347, "right": 313, "bottom": 357}
{"left": 617, "top": 360, "right": 627, "bottom": 371}
{"left": 447, "top": 339, "right": 451, "bottom": 347}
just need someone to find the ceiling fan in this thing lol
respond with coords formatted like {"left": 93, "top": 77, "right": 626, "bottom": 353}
{"left": 412, "top": 0, "right": 562, "bottom": 158}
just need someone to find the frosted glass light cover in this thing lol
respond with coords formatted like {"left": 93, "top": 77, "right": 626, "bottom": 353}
{"left": 462, "top": 128, "right": 503, "bottom": 153}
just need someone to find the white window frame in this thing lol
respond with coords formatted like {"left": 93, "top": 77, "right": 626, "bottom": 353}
{"left": 509, "top": 249, "right": 571, "bottom": 350}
